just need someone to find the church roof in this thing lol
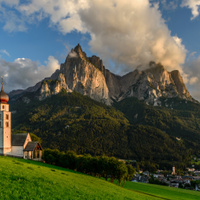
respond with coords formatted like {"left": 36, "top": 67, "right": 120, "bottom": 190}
{"left": 24, "top": 141, "right": 42, "bottom": 151}
{"left": 0, "top": 86, "right": 9, "bottom": 103}
{"left": 11, "top": 133, "right": 28, "bottom": 146}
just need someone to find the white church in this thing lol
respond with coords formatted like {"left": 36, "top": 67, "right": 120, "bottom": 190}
{"left": 0, "top": 82, "right": 42, "bottom": 160}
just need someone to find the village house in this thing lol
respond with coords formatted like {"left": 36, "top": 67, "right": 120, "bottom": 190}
{"left": 194, "top": 171, "right": 200, "bottom": 176}
{"left": 0, "top": 82, "right": 42, "bottom": 160}
{"left": 132, "top": 174, "right": 149, "bottom": 183}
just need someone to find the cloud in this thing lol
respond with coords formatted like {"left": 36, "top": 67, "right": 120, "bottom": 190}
{"left": 181, "top": 0, "right": 200, "bottom": 19}
{"left": 0, "top": 56, "right": 60, "bottom": 92}
{"left": 3, "top": 15, "right": 27, "bottom": 32}
{"left": 160, "top": 0, "right": 179, "bottom": 10}
{"left": 18, "top": 0, "right": 89, "bottom": 33}
{"left": 0, "top": 0, "right": 189, "bottom": 90}
{"left": 79, "top": 0, "right": 186, "bottom": 74}
{"left": 188, "top": 51, "right": 197, "bottom": 59}
{"left": 184, "top": 55, "right": 200, "bottom": 100}
{"left": 0, "top": 49, "right": 10, "bottom": 57}
{"left": 0, "top": 1, "right": 27, "bottom": 32}
{"left": 0, "top": 0, "right": 186, "bottom": 74}
{"left": 189, "top": 77, "right": 198, "bottom": 85}
{"left": 68, "top": 51, "right": 78, "bottom": 58}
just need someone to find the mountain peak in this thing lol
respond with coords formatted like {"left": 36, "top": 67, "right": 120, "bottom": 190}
{"left": 170, "top": 70, "right": 191, "bottom": 99}
{"left": 73, "top": 44, "right": 87, "bottom": 59}
{"left": 74, "top": 43, "right": 82, "bottom": 53}
{"left": 146, "top": 62, "right": 165, "bottom": 73}
{"left": 66, "top": 44, "right": 87, "bottom": 61}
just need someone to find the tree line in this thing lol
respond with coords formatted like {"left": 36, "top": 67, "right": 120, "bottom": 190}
{"left": 43, "top": 149, "right": 135, "bottom": 186}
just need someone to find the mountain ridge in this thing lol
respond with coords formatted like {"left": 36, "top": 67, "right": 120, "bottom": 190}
{"left": 9, "top": 44, "right": 197, "bottom": 106}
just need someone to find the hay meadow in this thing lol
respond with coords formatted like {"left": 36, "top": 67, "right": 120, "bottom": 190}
{"left": 0, "top": 156, "right": 200, "bottom": 200}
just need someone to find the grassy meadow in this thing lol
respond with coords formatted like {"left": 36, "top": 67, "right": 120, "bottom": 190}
{"left": 124, "top": 182, "right": 200, "bottom": 200}
{"left": 0, "top": 156, "right": 200, "bottom": 200}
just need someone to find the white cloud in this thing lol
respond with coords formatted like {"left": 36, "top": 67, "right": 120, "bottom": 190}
{"left": 188, "top": 51, "right": 197, "bottom": 59}
{"left": 0, "top": 49, "right": 10, "bottom": 57}
{"left": 0, "top": 2, "right": 27, "bottom": 32}
{"left": 79, "top": 0, "right": 186, "bottom": 74}
{"left": 68, "top": 51, "right": 78, "bottom": 58}
{"left": 18, "top": 0, "right": 89, "bottom": 33}
{"left": 160, "top": 0, "right": 179, "bottom": 10}
{"left": 184, "top": 55, "right": 200, "bottom": 100}
{"left": 3, "top": 17, "right": 27, "bottom": 32}
{"left": 181, "top": 0, "right": 200, "bottom": 20}
{"left": 0, "top": 0, "right": 187, "bottom": 74}
{"left": 189, "top": 76, "right": 198, "bottom": 85}
{"left": 0, "top": 0, "right": 189, "bottom": 90}
{"left": 0, "top": 56, "right": 60, "bottom": 92}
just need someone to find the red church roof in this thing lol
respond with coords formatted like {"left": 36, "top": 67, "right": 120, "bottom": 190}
{"left": 0, "top": 85, "right": 9, "bottom": 103}
{"left": 0, "top": 78, "right": 9, "bottom": 103}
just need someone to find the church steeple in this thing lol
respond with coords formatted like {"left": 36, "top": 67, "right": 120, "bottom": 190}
{"left": 0, "top": 77, "right": 9, "bottom": 104}
{"left": 0, "top": 77, "right": 11, "bottom": 155}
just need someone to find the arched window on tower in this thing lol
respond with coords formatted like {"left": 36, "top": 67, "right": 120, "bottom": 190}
{"left": 6, "top": 122, "right": 9, "bottom": 127}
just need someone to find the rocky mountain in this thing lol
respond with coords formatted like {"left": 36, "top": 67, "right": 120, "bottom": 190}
{"left": 9, "top": 44, "right": 196, "bottom": 106}
{"left": 117, "top": 62, "right": 193, "bottom": 105}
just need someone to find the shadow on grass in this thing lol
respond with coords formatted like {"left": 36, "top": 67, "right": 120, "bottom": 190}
{"left": 10, "top": 156, "right": 89, "bottom": 176}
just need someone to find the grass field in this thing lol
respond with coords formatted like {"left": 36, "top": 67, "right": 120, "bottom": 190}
{"left": 124, "top": 182, "right": 200, "bottom": 200}
{"left": 0, "top": 156, "right": 200, "bottom": 200}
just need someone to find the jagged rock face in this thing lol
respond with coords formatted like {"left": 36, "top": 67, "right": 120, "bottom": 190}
{"left": 170, "top": 70, "right": 191, "bottom": 99}
{"left": 9, "top": 45, "right": 195, "bottom": 106}
{"left": 39, "top": 74, "right": 71, "bottom": 101}
{"left": 118, "top": 63, "right": 193, "bottom": 104}
{"left": 39, "top": 44, "right": 110, "bottom": 104}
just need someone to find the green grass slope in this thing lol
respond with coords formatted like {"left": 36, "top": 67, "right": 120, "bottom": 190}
{"left": 1, "top": 156, "right": 200, "bottom": 200}
{"left": 0, "top": 156, "right": 157, "bottom": 200}
{"left": 124, "top": 181, "right": 200, "bottom": 200}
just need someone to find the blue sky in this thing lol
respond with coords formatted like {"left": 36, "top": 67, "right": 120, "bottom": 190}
{"left": 1, "top": 0, "right": 200, "bottom": 100}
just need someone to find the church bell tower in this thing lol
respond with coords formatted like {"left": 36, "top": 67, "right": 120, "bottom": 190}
{"left": 0, "top": 79, "right": 11, "bottom": 155}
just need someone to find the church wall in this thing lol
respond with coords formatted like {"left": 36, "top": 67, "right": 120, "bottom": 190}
{"left": 1, "top": 104, "right": 9, "bottom": 112}
{"left": 0, "top": 111, "right": 3, "bottom": 151}
{"left": 11, "top": 146, "right": 24, "bottom": 157}
{"left": 0, "top": 103, "right": 11, "bottom": 154}
{"left": 3, "top": 111, "right": 11, "bottom": 151}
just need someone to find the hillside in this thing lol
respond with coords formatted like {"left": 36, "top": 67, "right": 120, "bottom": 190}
{"left": 124, "top": 182, "right": 200, "bottom": 200}
{"left": 114, "top": 97, "right": 200, "bottom": 146}
{"left": 10, "top": 89, "right": 200, "bottom": 169}
{"left": 0, "top": 156, "right": 150, "bottom": 200}
{"left": 1, "top": 156, "right": 200, "bottom": 200}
